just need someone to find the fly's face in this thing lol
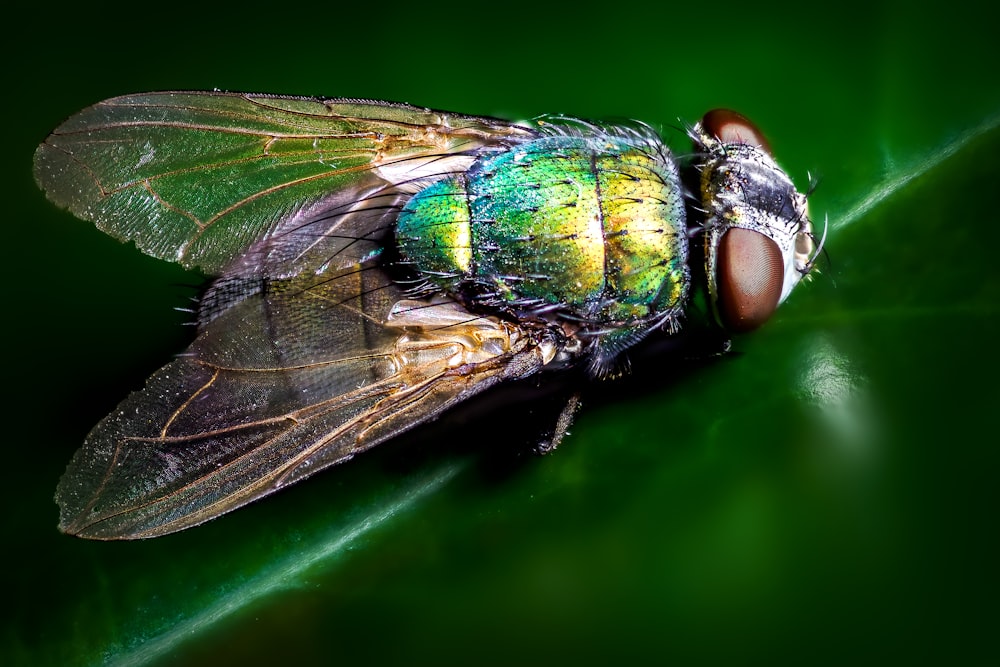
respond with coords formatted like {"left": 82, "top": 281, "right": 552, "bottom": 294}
{"left": 35, "top": 93, "right": 821, "bottom": 538}
{"left": 692, "top": 109, "right": 817, "bottom": 333}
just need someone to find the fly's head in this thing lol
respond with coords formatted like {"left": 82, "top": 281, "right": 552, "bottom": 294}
{"left": 691, "top": 109, "right": 819, "bottom": 333}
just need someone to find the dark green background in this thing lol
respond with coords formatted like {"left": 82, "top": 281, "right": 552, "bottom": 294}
{"left": 6, "top": 0, "right": 998, "bottom": 665}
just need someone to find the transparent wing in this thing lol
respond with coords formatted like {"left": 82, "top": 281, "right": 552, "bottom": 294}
{"left": 34, "top": 91, "right": 535, "bottom": 274}
{"left": 56, "top": 258, "right": 555, "bottom": 539}
{"left": 39, "top": 91, "right": 548, "bottom": 538}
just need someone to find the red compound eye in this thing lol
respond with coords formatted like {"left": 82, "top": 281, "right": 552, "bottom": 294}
{"left": 701, "top": 109, "right": 772, "bottom": 155}
{"left": 716, "top": 227, "right": 784, "bottom": 332}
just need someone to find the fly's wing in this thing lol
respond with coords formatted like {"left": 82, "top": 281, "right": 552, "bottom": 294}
{"left": 56, "top": 260, "right": 553, "bottom": 539}
{"left": 37, "top": 91, "right": 548, "bottom": 539}
{"left": 34, "top": 91, "right": 535, "bottom": 274}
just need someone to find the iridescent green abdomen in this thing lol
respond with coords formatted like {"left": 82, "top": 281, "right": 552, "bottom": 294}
{"left": 396, "top": 133, "right": 689, "bottom": 330}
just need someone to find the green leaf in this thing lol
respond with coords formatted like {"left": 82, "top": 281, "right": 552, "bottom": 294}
{"left": 7, "top": 0, "right": 999, "bottom": 665}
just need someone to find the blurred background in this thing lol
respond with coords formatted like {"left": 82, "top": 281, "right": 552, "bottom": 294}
{"left": 5, "top": 0, "right": 998, "bottom": 664}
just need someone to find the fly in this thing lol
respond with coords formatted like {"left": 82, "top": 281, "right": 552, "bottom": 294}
{"left": 34, "top": 93, "right": 821, "bottom": 539}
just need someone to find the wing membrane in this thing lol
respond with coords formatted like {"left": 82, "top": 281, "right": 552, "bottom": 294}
{"left": 34, "top": 91, "right": 534, "bottom": 273}
{"left": 56, "top": 260, "right": 551, "bottom": 539}
{"left": 42, "top": 91, "right": 550, "bottom": 538}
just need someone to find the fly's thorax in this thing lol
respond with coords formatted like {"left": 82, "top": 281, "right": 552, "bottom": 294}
{"left": 692, "top": 110, "right": 815, "bottom": 333}
{"left": 395, "top": 133, "right": 689, "bottom": 332}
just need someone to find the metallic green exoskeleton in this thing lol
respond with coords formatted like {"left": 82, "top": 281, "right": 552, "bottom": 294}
{"left": 34, "top": 93, "right": 818, "bottom": 539}
{"left": 396, "top": 132, "right": 689, "bottom": 371}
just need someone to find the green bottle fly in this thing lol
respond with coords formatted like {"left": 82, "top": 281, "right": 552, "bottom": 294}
{"left": 34, "top": 92, "right": 819, "bottom": 538}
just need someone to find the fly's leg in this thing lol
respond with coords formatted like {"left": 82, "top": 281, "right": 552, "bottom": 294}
{"left": 535, "top": 391, "right": 581, "bottom": 454}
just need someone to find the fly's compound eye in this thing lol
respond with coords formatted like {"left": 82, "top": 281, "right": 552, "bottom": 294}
{"left": 701, "top": 109, "right": 772, "bottom": 154}
{"left": 697, "top": 108, "right": 811, "bottom": 332}
{"left": 716, "top": 227, "right": 785, "bottom": 332}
